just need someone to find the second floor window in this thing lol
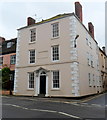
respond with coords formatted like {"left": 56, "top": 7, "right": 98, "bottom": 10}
{"left": 10, "top": 55, "right": 16, "bottom": 64}
{"left": 52, "top": 71, "right": 60, "bottom": 89}
{"left": 29, "top": 50, "right": 35, "bottom": 63}
{"left": 52, "top": 45, "right": 59, "bottom": 61}
{"left": 30, "top": 28, "right": 36, "bottom": 42}
{"left": 52, "top": 23, "right": 59, "bottom": 38}
{"left": 7, "top": 42, "right": 13, "bottom": 48}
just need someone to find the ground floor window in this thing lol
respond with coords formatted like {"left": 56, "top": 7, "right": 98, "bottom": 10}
{"left": 28, "top": 72, "right": 34, "bottom": 89}
{"left": 52, "top": 71, "right": 60, "bottom": 88}
{"left": 10, "top": 55, "right": 16, "bottom": 64}
{"left": 88, "top": 73, "right": 92, "bottom": 87}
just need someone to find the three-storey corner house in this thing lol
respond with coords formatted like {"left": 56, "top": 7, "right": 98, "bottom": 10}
{"left": 14, "top": 2, "right": 101, "bottom": 97}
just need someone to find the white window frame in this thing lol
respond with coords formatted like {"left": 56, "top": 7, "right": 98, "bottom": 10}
{"left": 88, "top": 73, "right": 92, "bottom": 87}
{"left": 7, "top": 42, "right": 13, "bottom": 48}
{"left": 86, "top": 32, "right": 92, "bottom": 49}
{"left": 10, "top": 55, "right": 16, "bottom": 65}
{"left": 93, "top": 74, "right": 95, "bottom": 87}
{"left": 87, "top": 52, "right": 90, "bottom": 66}
{"left": 51, "top": 22, "right": 59, "bottom": 38}
{"left": 51, "top": 45, "right": 60, "bottom": 62}
{"left": 91, "top": 55, "right": 94, "bottom": 67}
{"left": 30, "top": 28, "right": 36, "bottom": 43}
{"left": 28, "top": 72, "right": 34, "bottom": 89}
{"left": 29, "top": 49, "right": 36, "bottom": 64}
{"left": 52, "top": 70, "right": 60, "bottom": 89}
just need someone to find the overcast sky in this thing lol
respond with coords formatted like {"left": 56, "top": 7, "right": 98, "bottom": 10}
{"left": 0, "top": 0, "right": 105, "bottom": 48}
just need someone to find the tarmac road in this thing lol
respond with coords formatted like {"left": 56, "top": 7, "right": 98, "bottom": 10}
{"left": 1, "top": 93, "right": 107, "bottom": 120}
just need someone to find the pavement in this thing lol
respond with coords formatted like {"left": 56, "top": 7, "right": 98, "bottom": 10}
{"left": 1, "top": 92, "right": 107, "bottom": 120}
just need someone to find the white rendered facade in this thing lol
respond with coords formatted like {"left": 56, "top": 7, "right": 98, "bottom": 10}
{"left": 14, "top": 13, "right": 102, "bottom": 97}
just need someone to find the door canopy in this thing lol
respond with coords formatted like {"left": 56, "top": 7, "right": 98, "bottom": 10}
{"left": 35, "top": 67, "right": 49, "bottom": 77}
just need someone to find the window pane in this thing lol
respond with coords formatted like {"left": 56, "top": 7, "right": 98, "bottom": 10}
{"left": 10, "top": 55, "right": 16, "bottom": 64}
{"left": 30, "top": 29, "right": 36, "bottom": 42}
{"left": 29, "top": 72, "right": 34, "bottom": 88}
{"left": 29, "top": 50, "right": 35, "bottom": 63}
{"left": 53, "top": 71, "right": 59, "bottom": 88}
{"left": 52, "top": 23, "right": 59, "bottom": 38}
{"left": 52, "top": 45, "right": 59, "bottom": 61}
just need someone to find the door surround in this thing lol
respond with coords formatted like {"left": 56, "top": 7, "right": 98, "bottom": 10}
{"left": 40, "top": 72, "right": 46, "bottom": 94}
{"left": 34, "top": 67, "right": 49, "bottom": 97}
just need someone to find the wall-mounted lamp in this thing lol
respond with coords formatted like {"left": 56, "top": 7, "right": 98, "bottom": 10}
{"left": 74, "top": 35, "right": 79, "bottom": 48}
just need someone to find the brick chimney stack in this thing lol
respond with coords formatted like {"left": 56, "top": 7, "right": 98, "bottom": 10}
{"left": 27, "top": 17, "right": 35, "bottom": 26}
{"left": 75, "top": 2, "right": 83, "bottom": 22}
{"left": 88, "top": 22, "right": 94, "bottom": 39}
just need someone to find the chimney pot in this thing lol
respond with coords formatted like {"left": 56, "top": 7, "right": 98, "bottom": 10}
{"left": 88, "top": 22, "right": 94, "bottom": 39}
{"left": 75, "top": 2, "right": 83, "bottom": 22}
{"left": 27, "top": 17, "right": 35, "bottom": 26}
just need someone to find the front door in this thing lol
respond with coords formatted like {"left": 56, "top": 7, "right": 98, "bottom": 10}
{"left": 40, "top": 75, "right": 46, "bottom": 94}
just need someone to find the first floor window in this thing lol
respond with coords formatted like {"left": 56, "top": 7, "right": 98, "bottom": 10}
{"left": 10, "top": 55, "right": 16, "bottom": 64}
{"left": 88, "top": 73, "right": 91, "bottom": 87}
{"left": 52, "top": 45, "right": 59, "bottom": 61}
{"left": 91, "top": 55, "right": 94, "bottom": 67}
{"left": 28, "top": 72, "right": 34, "bottom": 88}
{"left": 29, "top": 50, "right": 35, "bottom": 63}
{"left": 52, "top": 71, "right": 60, "bottom": 88}
{"left": 0, "top": 57, "right": 3, "bottom": 65}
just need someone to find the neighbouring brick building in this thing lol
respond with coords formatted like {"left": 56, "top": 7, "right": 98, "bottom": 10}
{"left": 98, "top": 47, "right": 107, "bottom": 92}
{"left": 0, "top": 37, "right": 17, "bottom": 90}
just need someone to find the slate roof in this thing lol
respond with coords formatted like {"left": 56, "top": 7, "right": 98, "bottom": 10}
{"left": 0, "top": 38, "right": 17, "bottom": 55}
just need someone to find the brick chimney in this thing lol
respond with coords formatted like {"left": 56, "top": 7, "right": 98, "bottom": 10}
{"left": 88, "top": 22, "right": 94, "bottom": 39}
{"left": 75, "top": 2, "right": 83, "bottom": 22}
{"left": 27, "top": 17, "right": 35, "bottom": 26}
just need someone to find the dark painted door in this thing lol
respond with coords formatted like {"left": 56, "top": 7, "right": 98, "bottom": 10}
{"left": 40, "top": 76, "right": 46, "bottom": 94}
